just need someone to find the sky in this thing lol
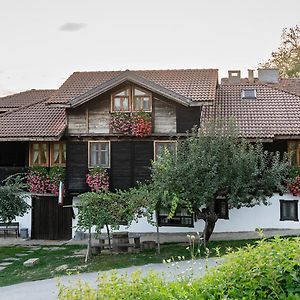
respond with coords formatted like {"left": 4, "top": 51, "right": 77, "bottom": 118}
{"left": 0, "top": 0, "right": 299, "bottom": 96}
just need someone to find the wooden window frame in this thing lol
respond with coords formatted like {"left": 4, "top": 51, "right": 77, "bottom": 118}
{"left": 280, "top": 200, "right": 299, "bottom": 221}
{"left": 288, "top": 141, "right": 300, "bottom": 167}
{"left": 157, "top": 207, "right": 194, "bottom": 227}
{"left": 50, "top": 142, "right": 66, "bottom": 167}
{"left": 110, "top": 88, "right": 131, "bottom": 113}
{"left": 29, "top": 142, "right": 49, "bottom": 167}
{"left": 154, "top": 140, "right": 177, "bottom": 161}
{"left": 88, "top": 141, "right": 111, "bottom": 168}
{"left": 131, "top": 86, "right": 152, "bottom": 112}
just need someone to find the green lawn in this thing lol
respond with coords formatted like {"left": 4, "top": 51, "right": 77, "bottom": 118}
{"left": 0, "top": 239, "right": 258, "bottom": 287}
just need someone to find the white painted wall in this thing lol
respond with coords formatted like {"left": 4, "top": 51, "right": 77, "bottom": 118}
{"left": 71, "top": 193, "right": 300, "bottom": 237}
{"left": 15, "top": 194, "right": 32, "bottom": 237}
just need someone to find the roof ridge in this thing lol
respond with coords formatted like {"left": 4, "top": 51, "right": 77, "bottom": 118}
{"left": 0, "top": 89, "right": 55, "bottom": 100}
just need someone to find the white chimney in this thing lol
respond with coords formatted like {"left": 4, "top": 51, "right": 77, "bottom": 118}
{"left": 228, "top": 70, "right": 241, "bottom": 84}
{"left": 258, "top": 68, "right": 279, "bottom": 83}
{"left": 248, "top": 69, "right": 254, "bottom": 84}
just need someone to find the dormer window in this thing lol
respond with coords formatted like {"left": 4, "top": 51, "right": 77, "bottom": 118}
{"left": 241, "top": 89, "right": 256, "bottom": 99}
{"left": 132, "top": 88, "right": 152, "bottom": 112}
{"left": 111, "top": 88, "right": 130, "bottom": 112}
{"left": 111, "top": 86, "right": 152, "bottom": 112}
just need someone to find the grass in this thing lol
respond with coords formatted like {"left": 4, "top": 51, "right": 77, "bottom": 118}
{"left": 0, "top": 238, "right": 258, "bottom": 287}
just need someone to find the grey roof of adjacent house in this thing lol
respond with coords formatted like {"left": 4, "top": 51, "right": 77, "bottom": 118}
{"left": 202, "top": 82, "right": 300, "bottom": 139}
{"left": 0, "top": 90, "right": 66, "bottom": 140}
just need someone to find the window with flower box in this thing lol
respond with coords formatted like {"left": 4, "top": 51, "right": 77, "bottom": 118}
{"left": 88, "top": 141, "right": 110, "bottom": 168}
{"left": 154, "top": 141, "right": 176, "bottom": 160}
{"left": 111, "top": 86, "right": 152, "bottom": 113}
{"left": 288, "top": 141, "right": 300, "bottom": 166}
{"left": 29, "top": 142, "right": 49, "bottom": 167}
{"left": 29, "top": 142, "right": 66, "bottom": 167}
{"left": 50, "top": 142, "right": 66, "bottom": 166}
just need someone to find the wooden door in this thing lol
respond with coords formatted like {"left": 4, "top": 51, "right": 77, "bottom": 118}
{"left": 31, "top": 196, "right": 72, "bottom": 240}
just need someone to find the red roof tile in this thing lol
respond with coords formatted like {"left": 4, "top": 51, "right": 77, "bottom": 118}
{"left": 0, "top": 99, "right": 66, "bottom": 140}
{"left": 47, "top": 69, "right": 218, "bottom": 104}
{"left": 202, "top": 83, "right": 300, "bottom": 139}
{"left": 0, "top": 89, "right": 55, "bottom": 109}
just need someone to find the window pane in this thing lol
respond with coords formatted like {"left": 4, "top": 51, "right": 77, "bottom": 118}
{"left": 114, "top": 98, "right": 121, "bottom": 111}
{"left": 40, "top": 144, "right": 47, "bottom": 164}
{"left": 121, "top": 98, "right": 129, "bottom": 111}
{"left": 32, "top": 143, "right": 39, "bottom": 164}
{"left": 155, "top": 142, "right": 176, "bottom": 159}
{"left": 116, "top": 89, "right": 130, "bottom": 96}
{"left": 62, "top": 144, "right": 66, "bottom": 163}
{"left": 143, "top": 97, "right": 150, "bottom": 110}
{"left": 53, "top": 144, "right": 60, "bottom": 164}
{"left": 90, "top": 142, "right": 109, "bottom": 167}
{"left": 134, "top": 88, "right": 147, "bottom": 96}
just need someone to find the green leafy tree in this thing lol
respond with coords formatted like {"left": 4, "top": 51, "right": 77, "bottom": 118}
{"left": 146, "top": 126, "right": 289, "bottom": 242}
{"left": 260, "top": 24, "right": 300, "bottom": 78}
{"left": 0, "top": 174, "right": 30, "bottom": 223}
{"left": 76, "top": 190, "right": 147, "bottom": 260}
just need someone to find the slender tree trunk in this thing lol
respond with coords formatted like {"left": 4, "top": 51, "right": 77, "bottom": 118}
{"left": 85, "top": 227, "right": 92, "bottom": 263}
{"left": 202, "top": 199, "right": 218, "bottom": 243}
{"left": 105, "top": 223, "right": 112, "bottom": 254}
{"left": 156, "top": 211, "right": 161, "bottom": 255}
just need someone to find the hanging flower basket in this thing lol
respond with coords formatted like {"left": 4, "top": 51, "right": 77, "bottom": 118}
{"left": 86, "top": 167, "right": 109, "bottom": 192}
{"left": 27, "top": 166, "right": 65, "bottom": 196}
{"left": 287, "top": 176, "right": 300, "bottom": 196}
{"left": 110, "top": 112, "right": 152, "bottom": 137}
{"left": 110, "top": 113, "right": 132, "bottom": 135}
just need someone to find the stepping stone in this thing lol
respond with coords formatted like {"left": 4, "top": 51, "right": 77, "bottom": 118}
{"left": 29, "top": 247, "right": 41, "bottom": 251}
{"left": 23, "top": 258, "right": 39, "bottom": 267}
{"left": 55, "top": 264, "right": 68, "bottom": 272}
{"left": 43, "top": 247, "right": 66, "bottom": 251}
{"left": 0, "top": 266, "right": 6, "bottom": 271}
{"left": 0, "top": 262, "right": 13, "bottom": 266}
{"left": 2, "top": 257, "right": 19, "bottom": 262}
{"left": 15, "top": 253, "right": 28, "bottom": 257}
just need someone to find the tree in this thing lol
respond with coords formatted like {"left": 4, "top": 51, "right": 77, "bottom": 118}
{"left": 145, "top": 126, "right": 289, "bottom": 242}
{"left": 0, "top": 174, "right": 30, "bottom": 223}
{"left": 76, "top": 190, "right": 147, "bottom": 260}
{"left": 260, "top": 24, "right": 300, "bottom": 78}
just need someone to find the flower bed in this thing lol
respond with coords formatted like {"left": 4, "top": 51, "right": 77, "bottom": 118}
{"left": 110, "top": 112, "right": 152, "bottom": 137}
{"left": 27, "top": 166, "right": 65, "bottom": 196}
{"left": 86, "top": 167, "right": 109, "bottom": 192}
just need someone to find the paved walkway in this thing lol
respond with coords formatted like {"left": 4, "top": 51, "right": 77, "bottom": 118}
{"left": 0, "top": 258, "right": 221, "bottom": 300}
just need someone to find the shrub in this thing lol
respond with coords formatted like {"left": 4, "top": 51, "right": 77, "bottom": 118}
{"left": 58, "top": 237, "right": 300, "bottom": 300}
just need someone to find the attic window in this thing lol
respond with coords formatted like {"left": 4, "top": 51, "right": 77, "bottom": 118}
{"left": 241, "top": 89, "right": 256, "bottom": 99}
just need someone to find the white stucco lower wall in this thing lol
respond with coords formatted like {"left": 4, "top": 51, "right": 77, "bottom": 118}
{"left": 71, "top": 193, "right": 300, "bottom": 237}
{"left": 15, "top": 194, "right": 32, "bottom": 238}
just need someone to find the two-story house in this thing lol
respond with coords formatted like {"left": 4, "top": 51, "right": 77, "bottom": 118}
{"left": 0, "top": 68, "right": 299, "bottom": 240}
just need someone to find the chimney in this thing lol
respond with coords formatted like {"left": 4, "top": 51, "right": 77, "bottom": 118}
{"left": 228, "top": 70, "right": 241, "bottom": 84}
{"left": 258, "top": 68, "right": 279, "bottom": 84}
{"left": 248, "top": 69, "right": 254, "bottom": 84}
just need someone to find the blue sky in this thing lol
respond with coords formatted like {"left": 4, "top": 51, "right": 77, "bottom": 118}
{"left": 0, "top": 0, "right": 299, "bottom": 96}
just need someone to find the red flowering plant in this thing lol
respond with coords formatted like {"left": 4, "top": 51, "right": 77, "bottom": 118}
{"left": 287, "top": 167, "right": 300, "bottom": 196}
{"left": 131, "top": 112, "right": 152, "bottom": 137}
{"left": 27, "top": 166, "right": 50, "bottom": 194}
{"left": 27, "top": 166, "right": 65, "bottom": 196}
{"left": 110, "top": 112, "right": 132, "bottom": 135}
{"left": 86, "top": 167, "right": 109, "bottom": 192}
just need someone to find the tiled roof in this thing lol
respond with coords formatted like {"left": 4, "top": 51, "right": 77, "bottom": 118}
{"left": 0, "top": 99, "right": 66, "bottom": 140}
{"left": 47, "top": 69, "right": 218, "bottom": 104}
{"left": 271, "top": 79, "right": 300, "bottom": 97}
{"left": 202, "top": 83, "right": 300, "bottom": 139}
{"left": 0, "top": 89, "right": 55, "bottom": 109}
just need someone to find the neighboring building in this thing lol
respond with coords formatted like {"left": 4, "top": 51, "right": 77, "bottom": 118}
{"left": 0, "top": 68, "right": 299, "bottom": 240}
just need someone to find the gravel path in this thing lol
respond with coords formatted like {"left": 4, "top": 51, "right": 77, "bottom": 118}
{"left": 0, "top": 257, "right": 222, "bottom": 300}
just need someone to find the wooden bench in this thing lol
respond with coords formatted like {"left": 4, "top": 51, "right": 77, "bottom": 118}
{"left": 0, "top": 222, "right": 19, "bottom": 238}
